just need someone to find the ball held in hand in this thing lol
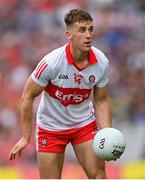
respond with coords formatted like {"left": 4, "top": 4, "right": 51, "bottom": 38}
{"left": 92, "top": 128, "right": 126, "bottom": 161}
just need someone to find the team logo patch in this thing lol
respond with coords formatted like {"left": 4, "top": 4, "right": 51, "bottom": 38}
{"left": 89, "top": 75, "right": 95, "bottom": 84}
{"left": 74, "top": 73, "right": 83, "bottom": 84}
{"left": 39, "top": 137, "right": 48, "bottom": 147}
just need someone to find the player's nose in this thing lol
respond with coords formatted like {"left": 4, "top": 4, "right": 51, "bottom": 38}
{"left": 85, "top": 30, "right": 92, "bottom": 39}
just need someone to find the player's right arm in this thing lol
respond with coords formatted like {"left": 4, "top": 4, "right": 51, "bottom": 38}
{"left": 9, "top": 77, "right": 44, "bottom": 160}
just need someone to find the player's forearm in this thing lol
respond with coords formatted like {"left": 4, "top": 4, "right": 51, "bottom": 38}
{"left": 21, "top": 96, "right": 34, "bottom": 142}
{"left": 95, "top": 97, "right": 112, "bottom": 129}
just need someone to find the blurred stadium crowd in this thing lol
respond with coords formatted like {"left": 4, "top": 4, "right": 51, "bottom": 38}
{"left": 0, "top": 0, "right": 145, "bottom": 168}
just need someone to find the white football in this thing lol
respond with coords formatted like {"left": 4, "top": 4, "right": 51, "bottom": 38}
{"left": 92, "top": 128, "right": 126, "bottom": 161}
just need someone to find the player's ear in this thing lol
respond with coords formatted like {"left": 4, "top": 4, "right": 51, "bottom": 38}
{"left": 66, "top": 31, "right": 72, "bottom": 40}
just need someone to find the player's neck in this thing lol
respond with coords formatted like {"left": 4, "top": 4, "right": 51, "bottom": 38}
{"left": 70, "top": 44, "right": 89, "bottom": 66}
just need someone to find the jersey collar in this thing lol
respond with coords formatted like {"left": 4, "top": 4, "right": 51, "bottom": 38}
{"left": 65, "top": 43, "right": 98, "bottom": 66}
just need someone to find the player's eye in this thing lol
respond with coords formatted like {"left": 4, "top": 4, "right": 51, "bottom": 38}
{"left": 89, "top": 27, "right": 93, "bottom": 32}
{"left": 79, "top": 28, "right": 86, "bottom": 33}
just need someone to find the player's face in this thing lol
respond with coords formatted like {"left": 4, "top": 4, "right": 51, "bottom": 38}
{"left": 67, "top": 21, "right": 94, "bottom": 52}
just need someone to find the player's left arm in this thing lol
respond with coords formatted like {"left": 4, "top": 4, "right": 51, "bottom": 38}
{"left": 93, "top": 85, "right": 112, "bottom": 129}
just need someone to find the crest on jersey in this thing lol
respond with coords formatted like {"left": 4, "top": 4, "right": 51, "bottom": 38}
{"left": 89, "top": 75, "right": 96, "bottom": 84}
{"left": 74, "top": 73, "right": 83, "bottom": 84}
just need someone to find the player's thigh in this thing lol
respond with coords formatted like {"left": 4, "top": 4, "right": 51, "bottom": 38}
{"left": 37, "top": 152, "right": 64, "bottom": 179}
{"left": 72, "top": 140, "right": 106, "bottom": 178}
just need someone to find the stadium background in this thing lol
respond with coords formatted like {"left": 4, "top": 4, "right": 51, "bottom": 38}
{"left": 0, "top": 0, "right": 145, "bottom": 178}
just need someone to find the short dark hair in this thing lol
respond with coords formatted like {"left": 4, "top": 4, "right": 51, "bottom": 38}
{"left": 64, "top": 8, "right": 93, "bottom": 27}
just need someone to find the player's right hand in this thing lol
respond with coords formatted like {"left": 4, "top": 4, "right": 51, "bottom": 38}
{"left": 9, "top": 137, "right": 29, "bottom": 160}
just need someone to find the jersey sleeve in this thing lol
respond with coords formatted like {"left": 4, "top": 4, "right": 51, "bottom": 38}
{"left": 31, "top": 57, "right": 51, "bottom": 87}
{"left": 96, "top": 54, "right": 110, "bottom": 88}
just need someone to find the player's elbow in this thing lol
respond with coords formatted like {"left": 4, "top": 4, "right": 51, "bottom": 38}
{"left": 21, "top": 91, "right": 35, "bottom": 103}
